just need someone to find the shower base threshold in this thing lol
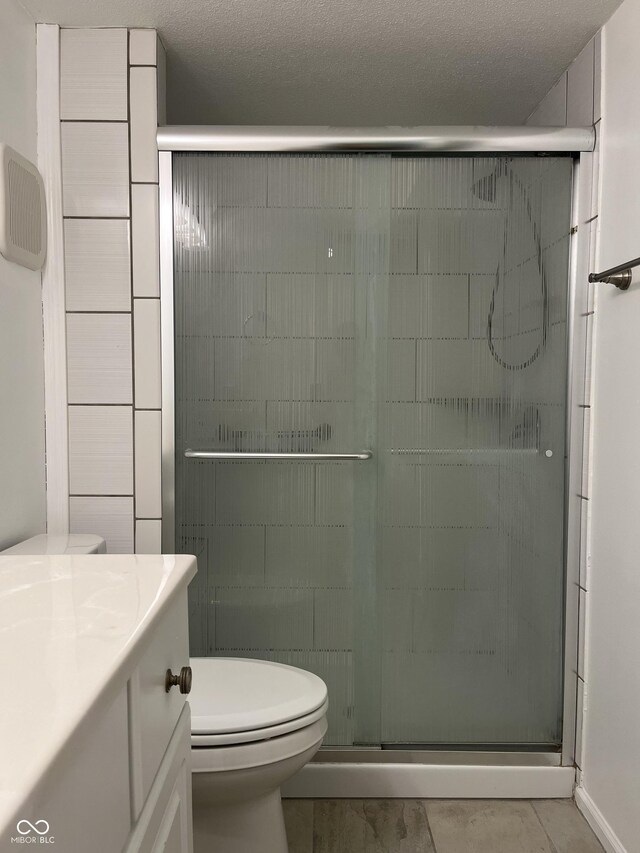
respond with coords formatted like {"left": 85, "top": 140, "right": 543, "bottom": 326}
{"left": 315, "top": 747, "right": 561, "bottom": 766}
{"left": 281, "top": 748, "right": 573, "bottom": 798}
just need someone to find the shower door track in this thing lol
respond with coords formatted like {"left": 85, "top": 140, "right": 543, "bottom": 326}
{"left": 315, "top": 749, "right": 561, "bottom": 766}
{"left": 159, "top": 130, "right": 591, "bottom": 791}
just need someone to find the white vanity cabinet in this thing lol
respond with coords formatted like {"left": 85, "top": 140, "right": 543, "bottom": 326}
{"left": 0, "top": 554, "right": 197, "bottom": 853}
{"left": 125, "top": 592, "right": 194, "bottom": 853}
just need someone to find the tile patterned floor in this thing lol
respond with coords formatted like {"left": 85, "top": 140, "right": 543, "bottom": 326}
{"left": 282, "top": 798, "right": 604, "bottom": 853}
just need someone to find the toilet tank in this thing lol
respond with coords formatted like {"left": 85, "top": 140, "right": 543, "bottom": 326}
{"left": 0, "top": 534, "right": 106, "bottom": 555}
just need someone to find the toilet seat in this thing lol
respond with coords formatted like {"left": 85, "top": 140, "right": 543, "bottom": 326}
{"left": 189, "top": 657, "right": 328, "bottom": 746}
{"left": 192, "top": 697, "right": 328, "bottom": 746}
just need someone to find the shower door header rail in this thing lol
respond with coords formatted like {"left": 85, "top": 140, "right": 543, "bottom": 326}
{"left": 157, "top": 125, "right": 595, "bottom": 153}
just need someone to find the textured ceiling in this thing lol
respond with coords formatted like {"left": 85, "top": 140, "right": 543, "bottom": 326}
{"left": 21, "top": 0, "right": 620, "bottom": 125}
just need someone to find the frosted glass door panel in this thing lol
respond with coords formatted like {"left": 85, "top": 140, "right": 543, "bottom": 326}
{"left": 173, "top": 153, "right": 390, "bottom": 745}
{"left": 379, "top": 157, "right": 572, "bottom": 744}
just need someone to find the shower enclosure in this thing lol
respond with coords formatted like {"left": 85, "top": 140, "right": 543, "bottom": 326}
{"left": 159, "top": 128, "right": 592, "bottom": 771}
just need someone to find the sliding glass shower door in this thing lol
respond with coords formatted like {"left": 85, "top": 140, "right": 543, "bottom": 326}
{"left": 172, "top": 152, "right": 573, "bottom": 748}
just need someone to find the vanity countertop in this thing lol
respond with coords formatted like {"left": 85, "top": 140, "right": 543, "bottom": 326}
{"left": 0, "top": 553, "right": 196, "bottom": 838}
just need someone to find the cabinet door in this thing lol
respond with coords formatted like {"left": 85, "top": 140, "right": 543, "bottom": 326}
{"left": 134, "top": 591, "right": 190, "bottom": 808}
{"left": 151, "top": 756, "right": 191, "bottom": 853}
{"left": 125, "top": 704, "right": 193, "bottom": 853}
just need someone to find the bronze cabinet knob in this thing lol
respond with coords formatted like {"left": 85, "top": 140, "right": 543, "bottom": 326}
{"left": 165, "top": 665, "right": 192, "bottom": 694}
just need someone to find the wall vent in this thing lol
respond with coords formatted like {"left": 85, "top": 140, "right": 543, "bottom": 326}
{"left": 0, "top": 143, "right": 47, "bottom": 271}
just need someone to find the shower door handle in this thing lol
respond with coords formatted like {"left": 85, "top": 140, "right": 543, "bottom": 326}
{"left": 184, "top": 450, "right": 373, "bottom": 460}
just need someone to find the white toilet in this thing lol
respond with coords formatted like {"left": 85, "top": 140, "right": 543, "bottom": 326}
{"left": 189, "top": 656, "right": 328, "bottom": 853}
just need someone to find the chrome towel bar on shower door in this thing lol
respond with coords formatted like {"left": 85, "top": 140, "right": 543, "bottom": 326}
{"left": 184, "top": 450, "right": 373, "bottom": 460}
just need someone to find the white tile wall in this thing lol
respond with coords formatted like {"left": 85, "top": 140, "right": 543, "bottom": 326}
{"left": 213, "top": 338, "right": 315, "bottom": 401}
{"left": 388, "top": 275, "right": 469, "bottom": 338}
{"left": 129, "top": 29, "right": 158, "bottom": 65}
{"left": 184, "top": 273, "right": 266, "bottom": 337}
{"left": 380, "top": 527, "right": 421, "bottom": 588}
{"left": 61, "top": 122, "right": 130, "bottom": 216}
{"left": 421, "top": 464, "right": 499, "bottom": 528}
{"left": 382, "top": 590, "right": 413, "bottom": 651}
{"left": 315, "top": 340, "right": 355, "bottom": 401}
{"left": 68, "top": 406, "right": 133, "bottom": 495}
{"left": 131, "top": 184, "right": 160, "bottom": 297}
{"left": 59, "top": 27, "right": 164, "bottom": 557}
{"left": 387, "top": 403, "right": 468, "bottom": 451}
{"left": 66, "top": 313, "right": 132, "bottom": 405}
{"left": 581, "top": 407, "right": 592, "bottom": 496}
{"left": 380, "top": 462, "right": 421, "bottom": 526}
{"left": 210, "top": 525, "right": 265, "bottom": 585}
{"left": 60, "top": 28, "right": 127, "bottom": 120}
{"left": 390, "top": 211, "right": 419, "bottom": 273}
{"left": 526, "top": 74, "right": 567, "bottom": 126}
{"left": 265, "top": 527, "right": 351, "bottom": 587}
{"left": 593, "top": 32, "right": 602, "bottom": 122}
{"left": 70, "top": 496, "right": 134, "bottom": 553}
{"left": 578, "top": 587, "right": 587, "bottom": 679}
{"left": 313, "top": 589, "right": 353, "bottom": 650}
{"left": 584, "top": 315, "right": 595, "bottom": 405}
{"left": 135, "top": 519, "right": 162, "bottom": 553}
{"left": 206, "top": 208, "right": 357, "bottom": 274}
{"left": 156, "top": 40, "right": 167, "bottom": 126}
{"left": 416, "top": 339, "right": 500, "bottom": 399}
{"left": 129, "top": 67, "right": 159, "bottom": 182}
{"left": 575, "top": 676, "right": 585, "bottom": 767}
{"left": 567, "top": 39, "right": 595, "bottom": 126}
{"left": 200, "top": 400, "right": 266, "bottom": 439}
{"left": 133, "top": 299, "right": 162, "bottom": 408}
{"left": 266, "top": 274, "right": 354, "bottom": 338}
{"left": 417, "top": 210, "right": 502, "bottom": 274}
{"left": 178, "top": 464, "right": 215, "bottom": 524}
{"left": 412, "top": 589, "right": 495, "bottom": 653}
{"left": 589, "top": 128, "right": 601, "bottom": 222}
{"left": 134, "top": 410, "right": 162, "bottom": 517}
{"left": 215, "top": 465, "right": 314, "bottom": 525}
{"left": 315, "top": 464, "right": 353, "bottom": 526}
{"left": 579, "top": 493, "right": 590, "bottom": 589}
{"left": 387, "top": 340, "right": 416, "bottom": 401}
{"left": 214, "top": 588, "right": 315, "bottom": 651}
{"left": 526, "top": 31, "right": 603, "bottom": 764}
{"left": 64, "top": 219, "right": 131, "bottom": 311}
{"left": 381, "top": 650, "right": 503, "bottom": 741}
{"left": 267, "top": 157, "right": 351, "bottom": 208}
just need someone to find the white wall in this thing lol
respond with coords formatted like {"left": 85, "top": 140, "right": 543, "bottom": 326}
{"left": 578, "top": 0, "right": 640, "bottom": 850}
{"left": 0, "top": 0, "right": 46, "bottom": 549}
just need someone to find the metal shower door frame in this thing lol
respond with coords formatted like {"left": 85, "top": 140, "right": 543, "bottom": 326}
{"left": 159, "top": 132, "right": 591, "bottom": 769}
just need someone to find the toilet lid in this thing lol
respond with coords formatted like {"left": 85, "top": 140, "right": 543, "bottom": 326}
{"left": 189, "top": 657, "right": 328, "bottom": 736}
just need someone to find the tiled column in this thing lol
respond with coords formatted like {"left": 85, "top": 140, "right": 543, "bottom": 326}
{"left": 525, "top": 33, "right": 602, "bottom": 773}
{"left": 130, "top": 30, "right": 165, "bottom": 554}
{"left": 59, "top": 28, "right": 165, "bottom": 553}
{"left": 527, "top": 33, "right": 602, "bottom": 775}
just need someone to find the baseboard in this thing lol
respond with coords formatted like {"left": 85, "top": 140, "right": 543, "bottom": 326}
{"left": 575, "top": 786, "right": 628, "bottom": 853}
{"left": 282, "top": 763, "right": 575, "bottom": 799}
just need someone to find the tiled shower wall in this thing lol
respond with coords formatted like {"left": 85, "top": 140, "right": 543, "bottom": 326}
{"left": 58, "top": 28, "right": 165, "bottom": 553}
{"left": 526, "top": 35, "right": 602, "bottom": 771}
